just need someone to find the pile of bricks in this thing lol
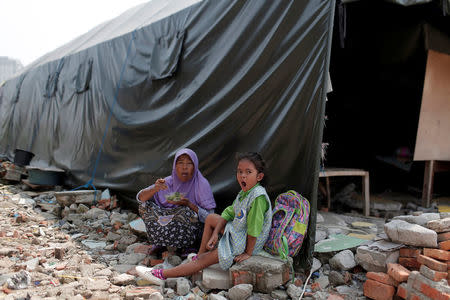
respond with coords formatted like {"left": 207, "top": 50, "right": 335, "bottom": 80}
{"left": 363, "top": 231, "right": 450, "bottom": 299}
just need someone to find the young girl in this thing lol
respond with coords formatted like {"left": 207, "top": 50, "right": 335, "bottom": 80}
{"left": 136, "top": 152, "right": 272, "bottom": 285}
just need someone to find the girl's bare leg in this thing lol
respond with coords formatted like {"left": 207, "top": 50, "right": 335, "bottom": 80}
{"left": 198, "top": 214, "right": 225, "bottom": 255}
{"left": 163, "top": 249, "right": 219, "bottom": 278}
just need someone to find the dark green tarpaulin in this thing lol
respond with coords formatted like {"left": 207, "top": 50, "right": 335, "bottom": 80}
{"left": 0, "top": 0, "right": 335, "bottom": 269}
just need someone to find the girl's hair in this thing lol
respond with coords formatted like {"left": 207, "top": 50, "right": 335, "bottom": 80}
{"left": 236, "top": 152, "right": 268, "bottom": 186}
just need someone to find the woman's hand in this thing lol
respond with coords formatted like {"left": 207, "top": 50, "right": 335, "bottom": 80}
{"left": 154, "top": 178, "right": 168, "bottom": 192}
{"left": 167, "top": 197, "right": 190, "bottom": 207}
{"left": 167, "top": 197, "right": 200, "bottom": 214}
{"left": 207, "top": 232, "right": 219, "bottom": 250}
{"left": 234, "top": 253, "right": 251, "bottom": 263}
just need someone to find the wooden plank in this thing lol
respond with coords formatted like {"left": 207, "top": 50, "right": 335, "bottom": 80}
{"left": 319, "top": 169, "right": 367, "bottom": 177}
{"left": 414, "top": 50, "right": 450, "bottom": 161}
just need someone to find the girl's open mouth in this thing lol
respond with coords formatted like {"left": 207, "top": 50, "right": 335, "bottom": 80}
{"left": 241, "top": 182, "right": 246, "bottom": 187}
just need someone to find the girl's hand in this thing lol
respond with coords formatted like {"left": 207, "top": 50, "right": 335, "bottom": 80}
{"left": 207, "top": 233, "right": 218, "bottom": 250}
{"left": 234, "top": 253, "right": 251, "bottom": 263}
{"left": 154, "top": 178, "right": 168, "bottom": 192}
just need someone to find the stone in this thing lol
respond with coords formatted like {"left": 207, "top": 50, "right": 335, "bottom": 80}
{"left": 111, "top": 273, "right": 135, "bottom": 285}
{"left": 315, "top": 230, "right": 327, "bottom": 243}
{"left": 228, "top": 284, "right": 253, "bottom": 300}
{"left": 209, "top": 294, "right": 228, "bottom": 300}
{"left": 106, "top": 232, "right": 121, "bottom": 241}
{"left": 176, "top": 278, "right": 191, "bottom": 296}
{"left": 202, "top": 263, "right": 232, "bottom": 290}
{"left": 427, "top": 217, "right": 450, "bottom": 233}
{"left": 355, "top": 245, "right": 399, "bottom": 273}
{"left": 328, "top": 271, "right": 346, "bottom": 286}
{"left": 393, "top": 213, "right": 440, "bottom": 226}
{"left": 315, "top": 275, "right": 329, "bottom": 289}
{"left": 95, "top": 268, "right": 113, "bottom": 277}
{"left": 118, "top": 253, "right": 146, "bottom": 265}
{"left": 86, "top": 278, "right": 110, "bottom": 291}
{"left": 81, "top": 240, "right": 107, "bottom": 250}
{"left": 124, "top": 287, "right": 161, "bottom": 300}
{"left": 129, "top": 218, "right": 147, "bottom": 237}
{"left": 229, "top": 255, "right": 290, "bottom": 293}
{"left": 6, "top": 270, "right": 31, "bottom": 289}
{"left": 384, "top": 220, "right": 437, "bottom": 247}
{"left": 286, "top": 283, "right": 302, "bottom": 299}
{"left": 329, "top": 250, "right": 356, "bottom": 271}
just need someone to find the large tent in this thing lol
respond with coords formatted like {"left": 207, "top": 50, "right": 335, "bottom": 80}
{"left": 0, "top": 0, "right": 335, "bottom": 268}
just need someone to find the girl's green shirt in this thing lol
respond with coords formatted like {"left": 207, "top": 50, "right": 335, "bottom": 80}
{"left": 221, "top": 183, "right": 269, "bottom": 237}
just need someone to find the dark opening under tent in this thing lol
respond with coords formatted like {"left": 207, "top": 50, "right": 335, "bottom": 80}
{"left": 0, "top": 0, "right": 336, "bottom": 269}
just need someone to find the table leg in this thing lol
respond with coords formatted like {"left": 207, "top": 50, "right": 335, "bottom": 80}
{"left": 362, "top": 172, "right": 370, "bottom": 216}
{"left": 422, "top": 160, "right": 435, "bottom": 208}
{"left": 326, "top": 177, "right": 331, "bottom": 209}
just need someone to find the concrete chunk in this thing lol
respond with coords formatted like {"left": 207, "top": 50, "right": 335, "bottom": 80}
{"left": 427, "top": 217, "right": 450, "bottom": 233}
{"left": 329, "top": 250, "right": 356, "bottom": 271}
{"left": 384, "top": 219, "right": 437, "bottom": 247}
{"left": 355, "top": 245, "right": 399, "bottom": 273}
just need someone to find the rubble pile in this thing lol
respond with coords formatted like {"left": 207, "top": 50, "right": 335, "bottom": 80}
{"left": 0, "top": 180, "right": 308, "bottom": 300}
{"left": 361, "top": 212, "right": 450, "bottom": 299}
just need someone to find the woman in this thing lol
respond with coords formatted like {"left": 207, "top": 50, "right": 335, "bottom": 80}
{"left": 137, "top": 148, "right": 216, "bottom": 254}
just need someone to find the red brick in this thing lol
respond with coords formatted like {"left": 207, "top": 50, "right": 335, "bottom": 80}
{"left": 399, "top": 247, "right": 421, "bottom": 258}
{"left": 418, "top": 255, "right": 448, "bottom": 272}
{"left": 409, "top": 290, "right": 430, "bottom": 300}
{"left": 419, "top": 282, "right": 450, "bottom": 300}
{"left": 387, "top": 263, "right": 411, "bottom": 282}
{"left": 363, "top": 279, "right": 395, "bottom": 300}
{"left": 54, "top": 248, "right": 65, "bottom": 259}
{"left": 311, "top": 282, "right": 321, "bottom": 292}
{"left": 420, "top": 264, "right": 448, "bottom": 282}
{"left": 409, "top": 271, "right": 450, "bottom": 300}
{"left": 396, "top": 283, "right": 407, "bottom": 299}
{"left": 398, "top": 257, "right": 421, "bottom": 270}
{"left": 366, "top": 272, "right": 398, "bottom": 286}
{"left": 293, "top": 278, "right": 303, "bottom": 287}
{"left": 439, "top": 240, "right": 450, "bottom": 251}
{"left": 231, "top": 270, "right": 252, "bottom": 285}
{"left": 438, "top": 232, "right": 450, "bottom": 242}
{"left": 424, "top": 248, "right": 450, "bottom": 261}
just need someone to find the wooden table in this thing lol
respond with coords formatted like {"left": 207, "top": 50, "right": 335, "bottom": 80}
{"left": 319, "top": 168, "right": 370, "bottom": 216}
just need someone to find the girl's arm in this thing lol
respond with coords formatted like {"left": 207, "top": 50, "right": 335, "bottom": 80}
{"left": 207, "top": 216, "right": 227, "bottom": 250}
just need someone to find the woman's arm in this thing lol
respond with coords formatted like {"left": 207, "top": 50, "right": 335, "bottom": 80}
{"left": 137, "top": 178, "right": 167, "bottom": 202}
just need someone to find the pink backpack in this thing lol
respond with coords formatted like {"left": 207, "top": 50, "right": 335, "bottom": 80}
{"left": 264, "top": 190, "right": 310, "bottom": 258}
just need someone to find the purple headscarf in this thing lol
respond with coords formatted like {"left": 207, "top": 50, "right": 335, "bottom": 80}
{"left": 152, "top": 148, "right": 216, "bottom": 209}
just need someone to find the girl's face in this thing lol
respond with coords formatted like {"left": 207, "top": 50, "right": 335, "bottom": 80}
{"left": 236, "top": 159, "right": 264, "bottom": 192}
{"left": 175, "top": 154, "right": 195, "bottom": 182}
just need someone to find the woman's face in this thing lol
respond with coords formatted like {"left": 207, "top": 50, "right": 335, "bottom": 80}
{"left": 175, "top": 154, "right": 195, "bottom": 182}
